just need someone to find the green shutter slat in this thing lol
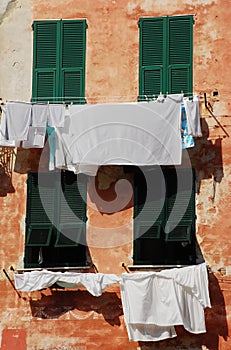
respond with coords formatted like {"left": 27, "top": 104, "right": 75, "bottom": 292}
{"left": 61, "top": 69, "right": 85, "bottom": 104}
{"left": 59, "top": 172, "right": 87, "bottom": 224}
{"left": 58, "top": 172, "right": 87, "bottom": 247}
{"left": 35, "top": 22, "right": 58, "bottom": 68}
{"left": 34, "top": 70, "right": 56, "bottom": 102}
{"left": 62, "top": 21, "right": 85, "bottom": 68}
{"left": 165, "top": 168, "right": 195, "bottom": 242}
{"left": 142, "top": 67, "right": 163, "bottom": 98}
{"left": 61, "top": 20, "right": 86, "bottom": 103}
{"left": 139, "top": 18, "right": 165, "bottom": 97}
{"left": 168, "top": 17, "right": 192, "bottom": 65}
{"left": 141, "top": 19, "right": 164, "bottom": 66}
{"left": 167, "top": 16, "right": 193, "bottom": 94}
{"left": 134, "top": 169, "right": 165, "bottom": 240}
{"left": 27, "top": 173, "right": 57, "bottom": 224}
{"left": 168, "top": 65, "right": 190, "bottom": 94}
{"left": 32, "top": 21, "right": 59, "bottom": 102}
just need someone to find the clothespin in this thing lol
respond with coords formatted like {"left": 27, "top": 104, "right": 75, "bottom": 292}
{"left": 157, "top": 92, "right": 165, "bottom": 102}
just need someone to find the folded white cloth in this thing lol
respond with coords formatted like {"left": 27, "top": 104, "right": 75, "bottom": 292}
{"left": 14, "top": 271, "right": 121, "bottom": 297}
{"left": 5, "top": 102, "right": 32, "bottom": 141}
{"left": 183, "top": 96, "right": 202, "bottom": 137}
{"left": 120, "top": 263, "right": 210, "bottom": 341}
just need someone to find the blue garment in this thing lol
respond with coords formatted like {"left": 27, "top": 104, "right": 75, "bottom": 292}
{"left": 46, "top": 126, "right": 56, "bottom": 170}
{"left": 181, "top": 105, "right": 194, "bottom": 149}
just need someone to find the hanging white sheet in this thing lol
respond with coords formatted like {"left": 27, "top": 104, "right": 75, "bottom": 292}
{"left": 120, "top": 263, "right": 211, "bottom": 341}
{"left": 55, "top": 94, "right": 183, "bottom": 172}
{"left": 14, "top": 271, "right": 121, "bottom": 297}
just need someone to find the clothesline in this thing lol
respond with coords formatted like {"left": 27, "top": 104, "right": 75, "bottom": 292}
{"left": 1, "top": 92, "right": 200, "bottom": 104}
{"left": 0, "top": 96, "right": 202, "bottom": 174}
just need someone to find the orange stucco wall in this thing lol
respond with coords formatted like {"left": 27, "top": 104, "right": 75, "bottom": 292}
{"left": 0, "top": 0, "right": 230, "bottom": 349}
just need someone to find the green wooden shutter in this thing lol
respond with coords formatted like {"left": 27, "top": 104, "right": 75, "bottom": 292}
{"left": 60, "top": 20, "right": 87, "bottom": 104}
{"left": 167, "top": 16, "right": 193, "bottom": 94}
{"left": 32, "top": 21, "right": 59, "bottom": 102}
{"left": 139, "top": 18, "right": 165, "bottom": 99}
{"left": 26, "top": 173, "right": 57, "bottom": 246}
{"left": 165, "top": 168, "right": 195, "bottom": 242}
{"left": 133, "top": 169, "right": 166, "bottom": 264}
{"left": 139, "top": 16, "right": 193, "bottom": 97}
{"left": 55, "top": 172, "right": 87, "bottom": 247}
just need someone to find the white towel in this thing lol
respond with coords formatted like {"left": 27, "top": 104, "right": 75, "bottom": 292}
{"left": 31, "top": 104, "right": 48, "bottom": 127}
{"left": 48, "top": 104, "right": 65, "bottom": 128}
{"left": 5, "top": 102, "right": 32, "bottom": 141}
{"left": 183, "top": 96, "right": 202, "bottom": 137}
{"left": 0, "top": 106, "right": 19, "bottom": 147}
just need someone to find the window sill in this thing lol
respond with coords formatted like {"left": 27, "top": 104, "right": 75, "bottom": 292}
{"left": 15, "top": 265, "right": 92, "bottom": 274}
{"left": 125, "top": 264, "right": 190, "bottom": 272}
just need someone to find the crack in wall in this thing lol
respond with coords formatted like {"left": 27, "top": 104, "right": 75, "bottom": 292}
{"left": 0, "top": 0, "right": 17, "bottom": 26}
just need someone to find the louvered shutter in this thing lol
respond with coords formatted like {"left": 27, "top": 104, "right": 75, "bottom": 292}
{"left": 164, "top": 168, "right": 195, "bottom": 242}
{"left": 55, "top": 172, "right": 87, "bottom": 247}
{"left": 32, "top": 21, "right": 59, "bottom": 102}
{"left": 26, "top": 173, "right": 57, "bottom": 246}
{"left": 139, "top": 18, "right": 165, "bottom": 99}
{"left": 139, "top": 16, "right": 193, "bottom": 97}
{"left": 60, "top": 20, "right": 87, "bottom": 104}
{"left": 134, "top": 169, "right": 165, "bottom": 244}
{"left": 167, "top": 16, "right": 193, "bottom": 94}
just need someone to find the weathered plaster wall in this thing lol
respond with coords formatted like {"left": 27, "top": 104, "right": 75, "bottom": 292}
{"left": 0, "top": 0, "right": 33, "bottom": 100}
{"left": 0, "top": 0, "right": 230, "bottom": 349}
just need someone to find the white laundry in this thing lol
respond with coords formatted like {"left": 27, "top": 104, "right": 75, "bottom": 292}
{"left": 5, "top": 102, "right": 32, "bottom": 141}
{"left": 0, "top": 106, "right": 19, "bottom": 147}
{"left": 31, "top": 104, "right": 48, "bottom": 127}
{"left": 48, "top": 104, "right": 66, "bottom": 128}
{"left": 120, "top": 263, "right": 210, "bottom": 341}
{"left": 183, "top": 96, "right": 202, "bottom": 137}
{"left": 14, "top": 271, "right": 121, "bottom": 297}
{"left": 22, "top": 127, "right": 46, "bottom": 148}
{"left": 56, "top": 163, "right": 99, "bottom": 176}
{"left": 55, "top": 95, "right": 183, "bottom": 173}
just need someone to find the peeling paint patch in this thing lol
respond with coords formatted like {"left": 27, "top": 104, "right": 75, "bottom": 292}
{"left": 0, "top": 0, "right": 17, "bottom": 25}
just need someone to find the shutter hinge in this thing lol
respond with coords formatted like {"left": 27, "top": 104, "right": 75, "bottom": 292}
{"left": 31, "top": 22, "right": 34, "bottom": 31}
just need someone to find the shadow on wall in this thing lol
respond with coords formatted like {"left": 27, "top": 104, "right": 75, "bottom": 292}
{"left": 29, "top": 290, "right": 123, "bottom": 326}
{"left": 138, "top": 273, "right": 228, "bottom": 350}
{"left": 88, "top": 165, "right": 134, "bottom": 214}
{"left": 188, "top": 118, "right": 224, "bottom": 196}
{"left": 0, "top": 147, "right": 15, "bottom": 196}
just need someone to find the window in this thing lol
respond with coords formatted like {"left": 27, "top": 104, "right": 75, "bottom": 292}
{"left": 139, "top": 15, "right": 193, "bottom": 99}
{"left": 24, "top": 171, "right": 87, "bottom": 268}
{"left": 32, "top": 19, "right": 87, "bottom": 104}
{"left": 133, "top": 167, "right": 196, "bottom": 265}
